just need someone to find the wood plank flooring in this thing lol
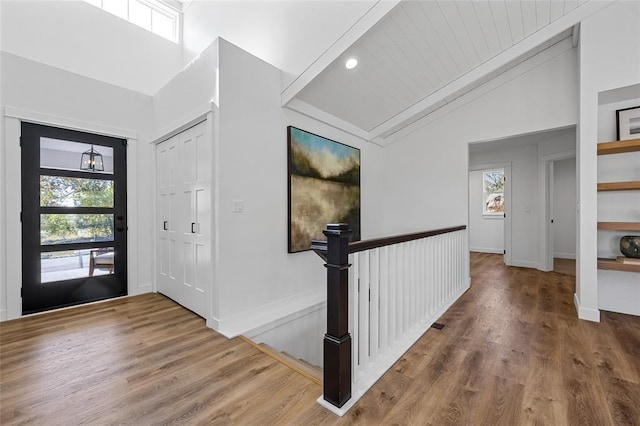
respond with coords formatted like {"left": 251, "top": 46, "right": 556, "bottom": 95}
{"left": 554, "top": 257, "right": 576, "bottom": 276}
{"left": 2, "top": 252, "right": 639, "bottom": 425}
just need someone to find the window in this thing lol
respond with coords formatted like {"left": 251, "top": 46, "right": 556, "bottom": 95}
{"left": 84, "top": 0, "right": 180, "bottom": 43}
{"left": 483, "top": 169, "right": 505, "bottom": 215}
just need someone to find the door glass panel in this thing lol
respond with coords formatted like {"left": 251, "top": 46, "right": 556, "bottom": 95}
{"left": 40, "top": 176, "right": 114, "bottom": 207}
{"left": 41, "top": 247, "right": 115, "bottom": 283}
{"left": 40, "top": 137, "right": 114, "bottom": 174}
{"left": 41, "top": 214, "right": 114, "bottom": 245}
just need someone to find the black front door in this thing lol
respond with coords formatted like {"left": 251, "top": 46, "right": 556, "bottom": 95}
{"left": 21, "top": 123, "right": 127, "bottom": 314}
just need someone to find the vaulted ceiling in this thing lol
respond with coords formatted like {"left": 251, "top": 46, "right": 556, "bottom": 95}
{"left": 284, "top": 0, "right": 610, "bottom": 144}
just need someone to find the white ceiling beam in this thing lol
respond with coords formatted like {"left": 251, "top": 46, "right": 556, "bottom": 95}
{"left": 572, "top": 23, "right": 581, "bottom": 47}
{"left": 367, "top": 0, "right": 612, "bottom": 141}
{"left": 280, "top": 0, "right": 401, "bottom": 107}
{"left": 285, "top": 99, "right": 371, "bottom": 142}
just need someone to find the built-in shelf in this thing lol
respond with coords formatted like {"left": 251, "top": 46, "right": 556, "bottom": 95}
{"left": 597, "top": 137, "right": 640, "bottom": 155}
{"left": 596, "top": 137, "right": 639, "bottom": 273}
{"left": 597, "top": 222, "right": 640, "bottom": 231}
{"left": 598, "top": 258, "right": 640, "bottom": 273}
{"left": 597, "top": 181, "right": 640, "bottom": 191}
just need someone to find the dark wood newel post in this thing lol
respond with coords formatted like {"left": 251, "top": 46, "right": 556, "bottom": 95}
{"left": 322, "top": 223, "right": 352, "bottom": 408}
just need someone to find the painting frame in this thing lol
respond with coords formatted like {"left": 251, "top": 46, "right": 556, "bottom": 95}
{"left": 287, "top": 126, "right": 361, "bottom": 253}
{"left": 616, "top": 105, "right": 640, "bottom": 141}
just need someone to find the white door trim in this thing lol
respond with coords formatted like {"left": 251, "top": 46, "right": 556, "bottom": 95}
{"left": 538, "top": 149, "right": 576, "bottom": 271}
{"left": 469, "top": 162, "right": 512, "bottom": 266}
{"left": 2, "top": 106, "right": 139, "bottom": 320}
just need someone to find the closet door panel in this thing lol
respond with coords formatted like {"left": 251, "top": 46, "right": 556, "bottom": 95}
{"left": 156, "top": 120, "right": 210, "bottom": 319}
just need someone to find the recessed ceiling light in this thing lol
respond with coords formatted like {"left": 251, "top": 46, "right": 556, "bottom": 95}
{"left": 345, "top": 57, "right": 358, "bottom": 70}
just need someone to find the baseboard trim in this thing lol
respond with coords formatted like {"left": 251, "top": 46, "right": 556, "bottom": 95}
{"left": 554, "top": 253, "right": 576, "bottom": 260}
{"left": 134, "top": 283, "right": 153, "bottom": 295}
{"left": 244, "top": 301, "right": 326, "bottom": 339}
{"left": 207, "top": 316, "right": 220, "bottom": 330}
{"left": 599, "top": 297, "right": 640, "bottom": 317}
{"left": 511, "top": 259, "right": 539, "bottom": 269}
{"left": 574, "top": 293, "right": 600, "bottom": 322}
{"left": 214, "top": 288, "right": 325, "bottom": 338}
{"left": 469, "top": 247, "right": 503, "bottom": 254}
{"left": 0, "top": 309, "right": 6, "bottom": 322}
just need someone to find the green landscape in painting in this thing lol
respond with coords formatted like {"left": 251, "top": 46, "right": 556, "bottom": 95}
{"left": 289, "top": 127, "right": 360, "bottom": 252}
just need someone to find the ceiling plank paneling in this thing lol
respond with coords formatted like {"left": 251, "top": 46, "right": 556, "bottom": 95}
{"left": 505, "top": 0, "right": 525, "bottom": 43}
{"left": 395, "top": 3, "right": 452, "bottom": 83}
{"left": 419, "top": 1, "right": 469, "bottom": 75}
{"left": 368, "top": 29, "right": 432, "bottom": 98}
{"left": 389, "top": 11, "right": 447, "bottom": 87}
{"left": 520, "top": 1, "right": 539, "bottom": 37}
{"left": 564, "top": 0, "right": 580, "bottom": 15}
{"left": 412, "top": 1, "right": 465, "bottom": 75}
{"left": 489, "top": 0, "right": 514, "bottom": 51}
{"left": 374, "top": 24, "right": 437, "bottom": 93}
{"left": 536, "top": 0, "right": 551, "bottom": 28}
{"left": 437, "top": 0, "right": 481, "bottom": 67}
{"left": 549, "top": 0, "right": 565, "bottom": 22}
{"left": 456, "top": 2, "right": 492, "bottom": 62}
{"left": 472, "top": 1, "right": 503, "bottom": 56}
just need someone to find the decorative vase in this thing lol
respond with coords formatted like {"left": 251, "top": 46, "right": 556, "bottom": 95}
{"left": 620, "top": 236, "right": 640, "bottom": 258}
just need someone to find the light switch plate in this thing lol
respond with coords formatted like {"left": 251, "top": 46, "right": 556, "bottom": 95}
{"left": 233, "top": 200, "right": 244, "bottom": 213}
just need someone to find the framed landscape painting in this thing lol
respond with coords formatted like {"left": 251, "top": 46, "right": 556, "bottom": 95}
{"left": 287, "top": 126, "right": 361, "bottom": 253}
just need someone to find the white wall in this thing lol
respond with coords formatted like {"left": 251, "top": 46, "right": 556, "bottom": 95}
{"left": 155, "top": 38, "right": 383, "bottom": 337}
{"left": 1, "top": 52, "right": 155, "bottom": 319}
{"left": 553, "top": 157, "right": 577, "bottom": 259}
{"left": 152, "top": 41, "right": 219, "bottom": 140}
{"left": 0, "top": 0, "right": 182, "bottom": 96}
{"left": 181, "top": 1, "right": 375, "bottom": 89}
{"left": 374, "top": 42, "right": 579, "bottom": 246}
{"left": 468, "top": 170, "right": 503, "bottom": 254}
{"left": 577, "top": 0, "right": 640, "bottom": 320}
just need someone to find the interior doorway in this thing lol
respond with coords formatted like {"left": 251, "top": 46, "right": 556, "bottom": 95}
{"left": 468, "top": 163, "right": 512, "bottom": 265}
{"left": 549, "top": 156, "right": 577, "bottom": 276}
{"left": 21, "top": 122, "right": 128, "bottom": 314}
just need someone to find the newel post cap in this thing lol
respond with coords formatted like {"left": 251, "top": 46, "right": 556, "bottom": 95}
{"left": 323, "top": 223, "right": 352, "bottom": 237}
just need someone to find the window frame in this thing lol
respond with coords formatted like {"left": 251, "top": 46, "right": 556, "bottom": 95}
{"left": 83, "top": 0, "right": 181, "bottom": 43}
{"left": 482, "top": 169, "right": 505, "bottom": 217}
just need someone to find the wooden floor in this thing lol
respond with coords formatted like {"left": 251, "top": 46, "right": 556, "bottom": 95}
{"left": 554, "top": 257, "right": 576, "bottom": 277}
{"left": 2, "top": 253, "right": 639, "bottom": 425}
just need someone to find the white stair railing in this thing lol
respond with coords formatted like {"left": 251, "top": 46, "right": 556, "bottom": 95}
{"left": 313, "top": 225, "right": 469, "bottom": 416}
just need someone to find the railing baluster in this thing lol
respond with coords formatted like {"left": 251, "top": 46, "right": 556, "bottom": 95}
{"left": 350, "top": 252, "right": 359, "bottom": 383}
{"left": 379, "top": 246, "right": 389, "bottom": 353}
{"left": 389, "top": 244, "right": 397, "bottom": 346}
{"left": 370, "top": 249, "right": 380, "bottom": 361}
{"left": 360, "top": 250, "right": 370, "bottom": 370}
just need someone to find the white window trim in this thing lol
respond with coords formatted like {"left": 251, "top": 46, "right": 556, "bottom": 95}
{"left": 83, "top": 0, "right": 181, "bottom": 43}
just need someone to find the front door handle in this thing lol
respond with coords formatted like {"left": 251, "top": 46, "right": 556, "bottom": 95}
{"left": 191, "top": 222, "right": 196, "bottom": 234}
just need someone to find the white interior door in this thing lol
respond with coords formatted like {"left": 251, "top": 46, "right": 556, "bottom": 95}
{"left": 156, "top": 120, "right": 210, "bottom": 318}
{"left": 157, "top": 137, "right": 179, "bottom": 302}
{"left": 179, "top": 121, "right": 209, "bottom": 317}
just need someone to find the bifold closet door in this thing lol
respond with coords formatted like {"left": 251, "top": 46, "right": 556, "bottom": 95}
{"left": 156, "top": 120, "right": 210, "bottom": 318}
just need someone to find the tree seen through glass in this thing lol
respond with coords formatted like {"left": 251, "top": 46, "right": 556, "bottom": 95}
{"left": 483, "top": 170, "right": 505, "bottom": 214}
{"left": 40, "top": 176, "right": 114, "bottom": 244}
